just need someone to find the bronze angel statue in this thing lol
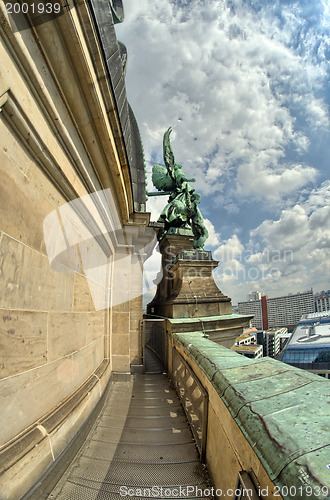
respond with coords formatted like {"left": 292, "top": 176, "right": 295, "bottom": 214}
{"left": 151, "top": 127, "right": 208, "bottom": 249}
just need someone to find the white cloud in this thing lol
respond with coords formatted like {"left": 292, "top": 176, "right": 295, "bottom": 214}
{"left": 236, "top": 162, "right": 317, "bottom": 201}
{"left": 210, "top": 182, "right": 330, "bottom": 302}
{"left": 118, "top": 0, "right": 328, "bottom": 206}
{"left": 213, "top": 234, "right": 244, "bottom": 261}
{"left": 143, "top": 245, "right": 162, "bottom": 298}
{"left": 214, "top": 258, "right": 245, "bottom": 285}
{"left": 246, "top": 183, "right": 330, "bottom": 297}
{"left": 250, "top": 205, "right": 309, "bottom": 251}
{"left": 204, "top": 218, "right": 220, "bottom": 247}
{"left": 304, "top": 180, "right": 330, "bottom": 214}
{"left": 305, "top": 99, "right": 330, "bottom": 129}
{"left": 118, "top": 0, "right": 330, "bottom": 303}
{"left": 146, "top": 195, "right": 166, "bottom": 221}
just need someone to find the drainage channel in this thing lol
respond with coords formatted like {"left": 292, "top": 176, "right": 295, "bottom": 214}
{"left": 46, "top": 349, "right": 213, "bottom": 500}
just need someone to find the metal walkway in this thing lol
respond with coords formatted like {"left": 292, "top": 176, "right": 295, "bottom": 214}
{"left": 46, "top": 349, "right": 213, "bottom": 500}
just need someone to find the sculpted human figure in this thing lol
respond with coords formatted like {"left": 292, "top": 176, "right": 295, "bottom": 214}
{"left": 152, "top": 128, "right": 208, "bottom": 249}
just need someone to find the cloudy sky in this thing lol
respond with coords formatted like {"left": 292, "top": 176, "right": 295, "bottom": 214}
{"left": 116, "top": 0, "right": 330, "bottom": 304}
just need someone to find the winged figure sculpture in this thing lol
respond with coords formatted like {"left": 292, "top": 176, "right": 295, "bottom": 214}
{"left": 151, "top": 127, "right": 208, "bottom": 249}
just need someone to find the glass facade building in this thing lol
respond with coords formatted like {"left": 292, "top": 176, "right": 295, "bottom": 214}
{"left": 280, "top": 312, "right": 330, "bottom": 378}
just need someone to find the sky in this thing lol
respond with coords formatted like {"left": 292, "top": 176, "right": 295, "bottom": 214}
{"left": 116, "top": 0, "right": 330, "bottom": 305}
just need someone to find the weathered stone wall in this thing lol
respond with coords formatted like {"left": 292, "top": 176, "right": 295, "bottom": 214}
{"left": 0, "top": 4, "right": 110, "bottom": 446}
{"left": 0, "top": 2, "right": 148, "bottom": 497}
{"left": 0, "top": 140, "right": 107, "bottom": 444}
{"left": 0, "top": 113, "right": 111, "bottom": 498}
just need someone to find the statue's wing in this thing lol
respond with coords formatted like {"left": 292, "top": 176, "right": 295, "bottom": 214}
{"left": 163, "top": 127, "right": 175, "bottom": 179}
{"left": 152, "top": 164, "right": 175, "bottom": 191}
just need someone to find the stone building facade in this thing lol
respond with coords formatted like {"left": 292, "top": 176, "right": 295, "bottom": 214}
{"left": 0, "top": 1, "right": 150, "bottom": 497}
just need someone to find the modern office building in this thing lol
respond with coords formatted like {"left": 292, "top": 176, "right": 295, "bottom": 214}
{"left": 315, "top": 290, "right": 330, "bottom": 313}
{"left": 257, "top": 328, "right": 287, "bottom": 358}
{"left": 247, "top": 290, "right": 262, "bottom": 301}
{"left": 238, "top": 289, "right": 315, "bottom": 330}
{"left": 280, "top": 311, "right": 330, "bottom": 378}
{"left": 231, "top": 343, "right": 263, "bottom": 359}
{"left": 233, "top": 328, "right": 263, "bottom": 358}
{"left": 267, "top": 290, "right": 314, "bottom": 329}
{"left": 278, "top": 331, "right": 291, "bottom": 351}
{"left": 237, "top": 299, "right": 263, "bottom": 328}
{"left": 235, "top": 329, "right": 258, "bottom": 347}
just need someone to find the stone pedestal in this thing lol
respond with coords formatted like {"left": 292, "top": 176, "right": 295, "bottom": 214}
{"left": 146, "top": 231, "right": 253, "bottom": 349}
{"left": 147, "top": 232, "right": 232, "bottom": 319}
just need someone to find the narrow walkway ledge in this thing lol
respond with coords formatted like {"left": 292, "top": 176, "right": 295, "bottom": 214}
{"left": 172, "top": 332, "right": 330, "bottom": 499}
{"left": 43, "top": 372, "right": 214, "bottom": 500}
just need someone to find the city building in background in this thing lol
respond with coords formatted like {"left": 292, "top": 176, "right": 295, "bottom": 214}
{"left": 278, "top": 331, "right": 291, "bottom": 352}
{"left": 238, "top": 289, "right": 315, "bottom": 330}
{"left": 234, "top": 328, "right": 258, "bottom": 347}
{"left": 232, "top": 329, "right": 263, "bottom": 359}
{"left": 267, "top": 290, "right": 314, "bottom": 330}
{"left": 237, "top": 300, "right": 263, "bottom": 328}
{"left": 231, "top": 343, "right": 263, "bottom": 359}
{"left": 247, "top": 290, "right": 262, "bottom": 301}
{"left": 257, "top": 328, "right": 288, "bottom": 358}
{"left": 315, "top": 290, "right": 330, "bottom": 312}
{"left": 280, "top": 311, "right": 330, "bottom": 378}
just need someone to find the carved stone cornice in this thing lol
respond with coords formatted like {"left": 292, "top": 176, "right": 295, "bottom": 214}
{"left": 0, "top": 1, "right": 134, "bottom": 222}
{"left": 0, "top": 88, "right": 78, "bottom": 202}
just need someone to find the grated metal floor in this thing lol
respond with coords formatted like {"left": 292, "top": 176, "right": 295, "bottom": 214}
{"left": 47, "top": 349, "right": 214, "bottom": 500}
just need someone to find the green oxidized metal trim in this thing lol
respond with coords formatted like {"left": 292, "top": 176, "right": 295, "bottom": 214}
{"left": 279, "top": 445, "right": 330, "bottom": 499}
{"left": 172, "top": 332, "right": 330, "bottom": 499}
{"left": 109, "top": 0, "right": 124, "bottom": 23}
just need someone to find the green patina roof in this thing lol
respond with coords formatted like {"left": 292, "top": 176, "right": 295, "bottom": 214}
{"left": 173, "top": 331, "right": 330, "bottom": 499}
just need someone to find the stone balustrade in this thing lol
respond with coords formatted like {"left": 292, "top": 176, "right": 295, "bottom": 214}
{"left": 167, "top": 331, "right": 329, "bottom": 500}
